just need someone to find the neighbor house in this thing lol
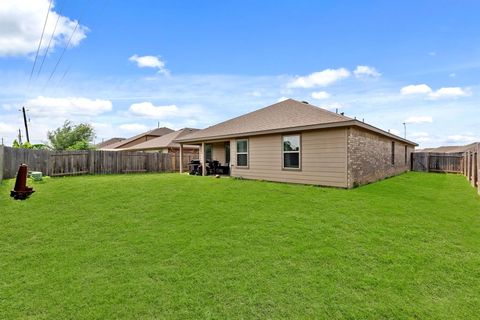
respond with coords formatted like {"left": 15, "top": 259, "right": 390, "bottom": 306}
{"left": 98, "top": 127, "right": 174, "bottom": 150}
{"left": 175, "top": 99, "right": 417, "bottom": 188}
{"left": 121, "top": 128, "right": 200, "bottom": 158}
{"left": 95, "top": 137, "right": 126, "bottom": 149}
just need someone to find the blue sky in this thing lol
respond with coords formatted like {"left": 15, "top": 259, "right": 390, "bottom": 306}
{"left": 0, "top": 0, "right": 479, "bottom": 147}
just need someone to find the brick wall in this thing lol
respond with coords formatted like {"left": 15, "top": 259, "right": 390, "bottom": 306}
{"left": 347, "top": 127, "right": 413, "bottom": 188}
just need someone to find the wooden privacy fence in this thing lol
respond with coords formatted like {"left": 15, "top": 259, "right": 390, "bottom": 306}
{"left": 462, "top": 143, "right": 480, "bottom": 195}
{"left": 0, "top": 146, "right": 197, "bottom": 180}
{"left": 412, "top": 152, "right": 464, "bottom": 173}
{"left": 412, "top": 143, "right": 479, "bottom": 195}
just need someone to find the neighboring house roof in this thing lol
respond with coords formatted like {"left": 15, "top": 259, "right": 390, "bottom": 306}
{"left": 99, "top": 127, "right": 174, "bottom": 150}
{"left": 122, "top": 128, "right": 200, "bottom": 151}
{"left": 96, "top": 137, "right": 125, "bottom": 149}
{"left": 415, "top": 142, "right": 479, "bottom": 153}
{"left": 176, "top": 99, "right": 417, "bottom": 146}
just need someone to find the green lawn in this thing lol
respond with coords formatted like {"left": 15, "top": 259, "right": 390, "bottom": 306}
{"left": 1, "top": 172, "right": 479, "bottom": 319}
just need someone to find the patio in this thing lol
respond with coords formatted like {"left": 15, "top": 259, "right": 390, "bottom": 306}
{"left": 180, "top": 141, "right": 231, "bottom": 176}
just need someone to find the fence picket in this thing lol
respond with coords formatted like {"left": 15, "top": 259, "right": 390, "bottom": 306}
{"left": 0, "top": 146, "right": 191, "bottom": 179}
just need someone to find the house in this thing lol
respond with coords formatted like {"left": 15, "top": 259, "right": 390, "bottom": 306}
{"left": 121, "top": 128, "right": 200, "bottom": 158}
{"left": 415, "top": 143, "right": 478, "bottom": 154}
{"left": 95, "top": 137, "right": 126, "bottom": 149}
{"left": 98, "top": 127, "right": 174, "bottom": 150}
{"left": 175, "top": 99, "right": 417, "bottom": 188}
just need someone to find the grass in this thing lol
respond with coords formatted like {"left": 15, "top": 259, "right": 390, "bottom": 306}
{"left": 1, "top": 172, "right": 479, "bottom": 319}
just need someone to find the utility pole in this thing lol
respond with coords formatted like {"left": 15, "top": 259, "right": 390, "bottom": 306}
{"left": 21, "top": 106, "right": 30, "bottom": 143}
{"left": 18, "top": 129, "right": 23, "bottom": 145}
{"left": 403, "top": 122, "right": 407, "bottom": 139}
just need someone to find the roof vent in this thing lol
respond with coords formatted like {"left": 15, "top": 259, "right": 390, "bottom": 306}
{"left": 301, "top": 101, "right": 309, "bottom": 104}
{"left": 340, "top": 112, "right": 344, "bottom": 116}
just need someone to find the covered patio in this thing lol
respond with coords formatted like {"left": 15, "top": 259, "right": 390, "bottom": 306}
{"left": 179, "top": 140, "right": 231, "bottom": 176}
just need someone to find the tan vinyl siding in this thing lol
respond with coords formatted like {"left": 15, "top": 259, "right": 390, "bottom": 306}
{"left": 230, "top": 128, "right": 348, "bottom": 187}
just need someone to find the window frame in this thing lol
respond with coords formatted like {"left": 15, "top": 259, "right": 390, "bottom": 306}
{"left": 235, "top": 139, "right": 249, "bottom": 169}
{"left": 282, "top": 134, "right": 302, "bottom": 171}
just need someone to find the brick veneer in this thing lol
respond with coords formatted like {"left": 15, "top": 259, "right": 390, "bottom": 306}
{"left": 347, "top": 127, "right": 414, "bottom": 188}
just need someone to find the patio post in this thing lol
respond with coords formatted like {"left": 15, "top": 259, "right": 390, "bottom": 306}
{"left": 201, "top": 142, "right": 206, "bottom": 176}
{"left": 179, "top": 143, "right": 184, "bottom": 173}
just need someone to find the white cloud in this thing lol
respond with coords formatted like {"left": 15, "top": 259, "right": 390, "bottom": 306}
{"left": 445, "top": 134, "right": 479, "bottom": 144}
{"left": 129, "top": 102, "right": 178, "bottom": 118}
{"left": 0, "top": 0, "right": 88, "bottom": 57}
{"left": 401, "top": 84, "right": 471, "bottom": 99}
{"left": 400, "top": 84, "right": 433, "bottom": 95}
{"left": 311, "top": 91, "right": 331, "bottom": 100}
{"left": 353, "top": 65, "right": 381, "bottom": 78}
{"left": 405, "top": 116, "right": 433, "bottom": 124}
{"left": 277, "top": 96, "right": 290, "bottom": 102}
{"left": 0, "top": 122, "right": 17, "bottom": 140}
{"left": 288, "top": 68, "right": 350, "bottom": 88}
{"left": 118, "top": 123, "right": 148, "bottom": 132}
{"left": 410, "top": 132, "right": 431, "bottom": 143}
{"left": 26, "top": 96, "right": 112, "bottom": 117}
{"left": 249, "top": 90, "right": 262, "bottom": 97}
{"left": 410, "top": 132, "right": 430, "bottom": 138}
{"left": 129, "top": 54, "right": 169, "bottom": 75}
{"left": 428, "top": 87, "right": 471, "bottom": 99}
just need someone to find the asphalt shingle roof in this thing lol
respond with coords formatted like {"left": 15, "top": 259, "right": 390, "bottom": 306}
{"left": 122, "top": 128, "right": 200, "bottom": 151}
{"left": 177, "top": 99, "right": 351, "bottom": 142}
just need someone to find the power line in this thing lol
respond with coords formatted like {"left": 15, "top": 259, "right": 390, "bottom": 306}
{"left": 44, "top": 0, "right": 109, "bottom": 91}
{"left": 44, "top": 21, "right": 79, "bottom": 88}
{"left": 36, "top": 1, "right": 64, "bottom": 78}
{"left": 29, "top": 0, "right": 53, "bottom": 84}
{"left": 43, "top": 0, "right": 93, "bottom": 91}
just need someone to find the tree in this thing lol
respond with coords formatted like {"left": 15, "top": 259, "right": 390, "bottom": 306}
{"left": 47, "top": 121, "right": 95, "bottom": 150}
{"left": 12, "top": 140, "right": 47, "bottom": 149}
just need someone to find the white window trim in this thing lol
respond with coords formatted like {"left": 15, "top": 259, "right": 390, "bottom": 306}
{"left": 236, "top": 139, "right": 249, "bottom": 168}
{"left": 282, "top": 134, "right": 301, "bottom": 170}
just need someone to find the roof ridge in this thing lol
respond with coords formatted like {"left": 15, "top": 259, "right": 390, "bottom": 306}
{"left": 290, "top": 99, "right": 352, "bottom": 121}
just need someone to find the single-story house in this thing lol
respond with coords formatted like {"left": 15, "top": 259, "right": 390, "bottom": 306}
{"left": 98, "top": 127, "right": 174, "bottom": 150}
{"left": 95, "top": 137, "right": 126, "bottom": 149}
{"left": 415, "top": 143, "right": 478, "bottom": 154}
{"left": 121, "top": 128, "right": 200, "bottom": 157}
{"left": 175, "top": 99, "right": 417, "bottom": 188}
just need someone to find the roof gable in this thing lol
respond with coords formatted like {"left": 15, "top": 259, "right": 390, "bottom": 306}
{"left": 177, "top": 99, "right": 351, "bottom": 141}
{"left": 123, "top": 128, "right": 199, "bottom": 150}
{"left": 99, "top": 127, "right": 174, "bottom": 150}
{"left": 176, "top": 98, "right": 417, "bottom": 146}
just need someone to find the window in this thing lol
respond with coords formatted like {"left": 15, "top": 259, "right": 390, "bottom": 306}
{"left": 225, "top": 142, "right": 230, "bottom": 164}
{"left": 205, "top": 144, "right": 213, "bottom": 162}
{"left": 391, "top": 141, "right": 395, "bottom": 165}
{"left": 283, "top": 135, "right": 301, "bottom": 169}
{"left": 236, "top": 139, "right": 248, "bottom": 167}
{"left": 404, "top": 145, "right": 408, "bottom": 165}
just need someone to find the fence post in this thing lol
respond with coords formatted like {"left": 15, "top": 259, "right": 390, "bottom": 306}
{"left": 0, "top": 145, "right": 4, "bottom": 183}
{"left": 477, "top": 143, "right": 480, "bottom": 195}
{"left": 89, "top": 150, "right": 95, "bottom": 174}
